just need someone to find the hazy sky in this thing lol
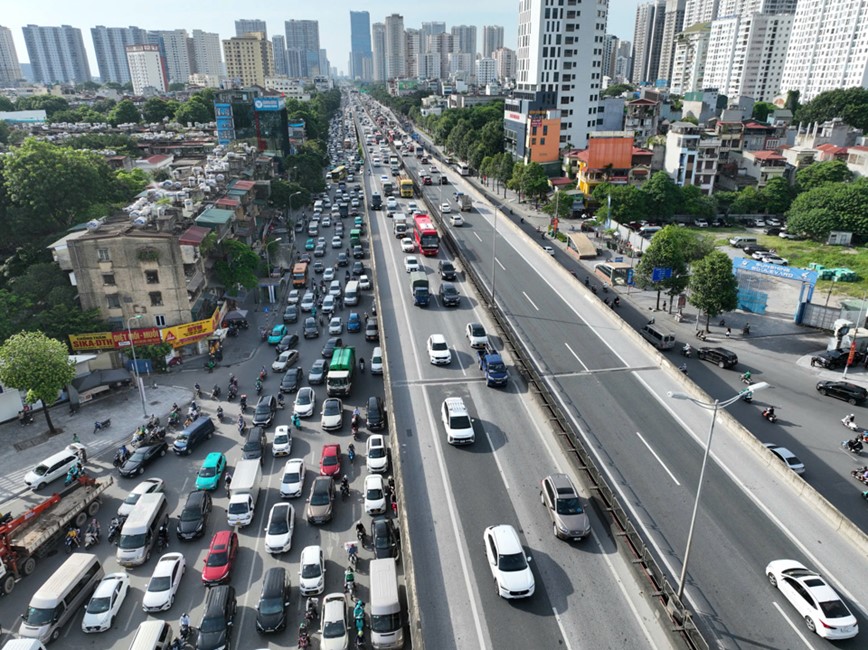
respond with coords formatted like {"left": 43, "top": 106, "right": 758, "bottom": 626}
{"left": 5, "top": 0, "right": 641, "bottom": 77}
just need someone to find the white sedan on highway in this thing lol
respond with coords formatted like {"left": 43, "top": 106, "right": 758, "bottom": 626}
{"left": 427, "top": 334, "right": 452, "bottom": 365}
{"left": 401, "top": 237, "right": 415, "bottom": 253}
{"left": 265, "top": 502, "right": 295, "bottom": 554}
{"left": 404, "top": 256, "right": 420, "bottom": 273}
{"left": 280, "top": 458, "right": 306, "bottom": 498}
{"left": 82, "top": 573, "right": 130, "bottom": 633}
{"left": 142, "top": 553, "right": 186, "bottom": 612}
{"left": 294, "top": 387, "right": 316, "bottom": 418}
{"left": 118, "top": 477, "right": 164, "bottom": 517}
{"left": 441, "top": 202, "right": 452, "bottom": 213}
{"left": 272, "top": 425, "right": 293, "bottom": 457}
{"left": 367, "top": 435, "right": 389, "bottom": 473}
{"left": 364, "top": 474, "right": 387, "bottom": 515}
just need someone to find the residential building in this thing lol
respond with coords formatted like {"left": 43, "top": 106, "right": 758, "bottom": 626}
{"left": 664, "top": 121, "right": 720, "bottom": 194}
{"left": 384, "top": 14, "right": 406, "bottom": 79}
{"left": 703, "top": 0, "right": 796, "bottom": 102}
{"left": 421, "top": 22, "right": 446, "bottom": 54}
{"left": 657, "top": 0, "right": 686, "bottom": 85}
{"left": 349, "top": 10, "right": 373, "bottom": 81}
{"left": 91, "top": 26, "right": 148, "bottom": 85}
{"left": 493, "top": 47, "right": 516, "bottom": 83}
{"left": 192, "top": 30, "right": 223, "bottom": 77}
{"left": 449, "top": 53, "right": 475, "bottom": 80}
{"left": 735, "top": 149, "right": 787, "bottom": 186}
{"left": 235, "top": 19, "right": 267, "bottom": 39}
{"left": 625, "top": 97, "right": 660, "bottom": 145}
{"left": 427, "top": 32, "right": 453, "bottom": 80}
{"left": 570, "top": 131, "right": 653, "bottom": 196}
{"left": 152, "top": 29, "right": 193, "bottom": 85}
{"left": 598, "top": 97, "right": 627, "bottom": 130}
{"left": 602, "top": 34, "right": 619, "bottom": 79}
{"left": 285, "top": 20, "right": 320, "bottom": 78}
{"left": 682, "top": 89, "right": 721, "bottom": 123}
{"left": 318, "top": 49, "right": 329, "bottom": 79}
{"left": 223, "top": 32, "right": 273, "bottom": 87}
{"left": 476, "top": 58, "right": 497, "bottom": 85}
{"left": 126, "top": 44, "right": 167, "bottom": 94}
{"left": 482, "top": 25, "right": 504, "bottom": 58}
{"left": 271, "top": 35, "right": 288, "bottom": 76}
{"left": 669, "top": 21, "right": 710, "bottom": 94}
{"left": 684, "top": 0, "right": 721, "bottom": 25}
{"left": 0, "top": 26, "right": 21, "bottom": 84}
{"left": 631, "top": 0, "right": 666, "bottom": 84}
{"left": 503, "top": 98, "right": 562, "bottom": 168}
{"left": 846, "top": 146, "right": 868, "bottom": 178}
{"left": 22, "top": 24, "right": 91, "bottom": 84}
{"left": 188, "top": 73, "right": 220, "bottom": 88}
{"left": 613, "top": 39, "right": 633, "bottom": 82}
{"left": 780, "top": 0, "right": 868, "bottom": 102}
{"left": 421, "top": 53, "right": 441, "bottom": 80}
{"left": 515, "top": 0, "right": 609, "bottom": 150}
{"left": 265, "top": 77, "right": 310, "bottom": 100}
{"left": 451, "top": 25, "right": 477, "bottom": 56}
{"left": 372, "top": 22, "right": 386, "bottom": 82}
{"left": 405, "top": 29, "right": 421, "bottom": 78}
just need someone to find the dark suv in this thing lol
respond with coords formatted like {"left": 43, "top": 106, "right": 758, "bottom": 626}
{"left": 256, "top": 567, "right": 290, "bottom": 633}
{"left": 439, "top": 282, "right": 460, "bottom": 307}
{"left": 366, "top": 395, "right": 387, "bottom": 431}
{"left": 438, "top": 260, "right": 457, "bottom": 280}
{"left": 197, "top": 585, "right": 236, "bottom": 650}
{"left": 253, "top": 395, "right": 277, "bottom": 427}
{"left": 810, "top": 349, "right": 863, "bottom": 369}
{"left": 697, "top": 347, "right": 739, "bottom": 369}
{"left": 303, "top": 317, "right": 320, "bottom": 339}
{"left": 242, "top": 427, "right": 268, "bottom": 462}
{"left": 816, "top": 380, "right": 868, "bottom": 404}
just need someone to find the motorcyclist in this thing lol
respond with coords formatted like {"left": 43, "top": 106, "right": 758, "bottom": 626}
{"left": 679, "top": 363, "right": 688, "bottom": 375}
{"left": 359, "top": 357, "right": 365, "bottom": 373}
{"left": 355, "top": 521, "right": 366, "bottom": 540}
{"left": 216, "top": 406, "right": 224, "bottom": 420}
{"left": 66, "top": 526, "right": 80, "bottom": 548}
{"left": 843, "top": 413, "right": 856, "bottom": 428}
{"left": 194, "top": 383, "right": 201, "bottom": 397}
{"left": 348, "top": 443, "right": 356, "bottom": 462}
{"left": 344, "top": 566, "right": 355, "bottom": 590}
{"left": 340, "top": 475, "right": 350, "bottom": 494}
{"left": 86, "top": 518, "right": 100, "bottom": 539}
{"left": 741, "top": 370, "right": 752, "bottom": 383}
{"left": 179, "top": 612, "right": 191, "bottom": 637}
{"left": 764, "top": 406, "right": 776, "bottom": 419}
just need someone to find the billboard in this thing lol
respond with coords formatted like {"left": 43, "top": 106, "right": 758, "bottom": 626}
{"left": 254, "top": 97, "right": 286, "bottom": 112}
{"left": 214, "top": 103, "right": 235, "bottom": 146}
{"left": 69, "top": 327, "right": 162, "bottom": 352}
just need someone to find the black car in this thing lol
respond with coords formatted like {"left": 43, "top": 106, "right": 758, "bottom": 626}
{"left": 176, "top": 489, "right": 212, "bottom": 540}
{"left": 118, "top": 442, "right": 168, "bottom": 477}
{"left": 371, "top": 516, "right": 400, "bottom": 560}
{"left": 440, "top": 175, "right": 449, "bottom": 185}
{"left": 283, "top": 305, "right": 299, "bottom": 324}
{"left": 277, "top": 333, "right": 299, "bottom": 353}
{"left": 313, "top": 261, "right": 325, "bottom": 274}
{"left": 197, "top": 585, "right": 236, "bottom": 650}
{"left": 242, "top": 426, "right": 268, "bottom": 462}
{"left": 366, "top": 395, "right": 386, "bottom": 431}
{"left": 352, "top": 261, "right": 364, "bottom": 276}
{"left": 303, "top": 317, "right": 320, "bottom": 339}
{"left": 816, "top": 380, "right": 868, "bottom": 404}
{"left": 309, "top": 359, "right": 328, "bottom": 385}
{"left": 438, "top": 260, "right": 457, "bottom": 280}
{"left": 697, "top": 347, "right": 739, "bottom": 369}
{"left": 353, "top": 245, "right": 364, "bottom": 259}
{"left": 253, "top": 395, "right": 277, "bottom": 427}
{"left": 810, "top": 349, "right": 862, "bottom": 369}
{"left": 322, "top": 337, "right": 343, "bottom": 359}
{"left": 337, "top": 253, "right": 349, "bottom": 267}
{"left": 256, "top": 567, "right": 290, "bottom": 633}
{"left": 439, "top": 282, "right": 460, "bottom": 307}
{"left": 280, "top": 367, "right": 304, "bottom": 393}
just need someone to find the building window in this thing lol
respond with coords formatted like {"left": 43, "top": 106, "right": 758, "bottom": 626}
{"left": 145, "top": 270, "right": 159, "bottom": 284}
{"left": 155, "top": 314, "right": 166, "bottom": 328}
{"left": 541, "top": 138, "right": 546, "bottom": 145}
{"left": 102, "top": 274, "right": 115, "bottom": 286}
{"left": 543, "top": 125, "right": 548, "bottom": 135}
{"left": 149, "top": 292, "right": 163, "bottom": 307}
{"left": 107, "top": 294, "right": 121, "bottom": 309}
{"left": 531, "top": 138, "right": 537, "bottom": 145}
{"left": 97, "top": 248, "right": 110, "bottom": 262}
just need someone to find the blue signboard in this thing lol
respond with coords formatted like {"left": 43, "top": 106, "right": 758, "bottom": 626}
{"left": 214, "top": 103, "right": 234, "bottom": 146}
{"left": 254, "top": 97, "right": 285, "bottom": 112}
{"left": 733, "top": 257, "right": 818, "bottom": 284}
{"left": 626, "top": 269, "right": 635, "bottom": 286}
{"left": 651, "top": 267, "right": 672, "bottom": 282}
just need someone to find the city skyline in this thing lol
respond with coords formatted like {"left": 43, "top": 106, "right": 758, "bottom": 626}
{"left": 3, "top": 0, "right": 640, "bottom": 79}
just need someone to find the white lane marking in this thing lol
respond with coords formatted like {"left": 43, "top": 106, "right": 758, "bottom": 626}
{"left": 522, "top": 292, "right": 539, "bottom": 311}
{"left": 563, "top": 343, "right": 588, "bottom": 372}
{"left": 552, "top": 607, "right": 576, "bottom": 650}
{"left": 635, "top": 431, "right": 681, "bottom": 486}
{"left": 495, "top": 257, "right": 505, "bottom": 271}
{"left": 474, "top": 231, "right": 483, "bottom": 243}
{"left": 771, "top": 601, "right": 816, "bottom": 649}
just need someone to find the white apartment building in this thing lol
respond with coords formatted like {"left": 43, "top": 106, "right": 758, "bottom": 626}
{"left": 657, "top": 0, "right": 687, "bottom": 85}
{"left": 264, "top": 76, "right": 310, "bottom": 100}
{"left": 422, "top": 52, "right": 441, "bottom": 80}
{"left": 0, "top": 25, "right": 22, "bottom": 84}
{"left": 192, "top": 30, "right": 223, "bottom": 77}
{"left": 664, "top": 121, "right": 720, "bottom": 194}
{"left": 372, "top": 23, "right": 386, "bottom": 82}
{"left": 670, "top": 22, "right": 710, "bottom": 95}
{"left": 188, "top": 72, "right": 220, "bottom": 88}
{"left": 482, "top": 25, "right": 505, "bottom": 57}
{"left": 780, "top": 0, "right": 868, "bottom": 102}
{"left": 405, "top": 29, "right": 421, "bottom": 78}
{"left": 516, "top": 0, "right": 608, "bottom": 149}
{"left": 155, "top": 29, "right": 193, "bottom": 85}
{"left": 683, "top": 0, "right": 721, "bottom": 26}
{"left": 126, "top": 44, "right": 166, "bottom": 94}
{"left": 384, "top": 14, "right": 406, "bottom": 79}
{"left": 476, "top": 58, "right": 497, "bottom": 85}
{"left": 449, "top": 52, "right": 475, "bottom": 80}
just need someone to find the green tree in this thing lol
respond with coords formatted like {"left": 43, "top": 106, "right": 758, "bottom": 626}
{"left": 786, "top": 178, "right": 868, "bottom": 239}
{"left": 522, "top": 162, "right": 550, "bottom": 206}
{"left": 15, "top": 95, "right": 70, "bottom": 118}
{"left": 507, "top": 161, "right": 526, "bottom": 200}
{"left": 123, "top": 342, "right": 173, "bottom": 373}
{"left": 601, "top": 83, "right": 635, "bottom": 98}
{"left": 689, "top": 250, "right": 739, "bottom": 330}
{"left": 641, "top": 172, "right": 681, "bottom": 220}
{"left": 141, "top": 97, "right": 176, "bottom": 123}
{"left": 751, "top": 102, "right": 777, "bottom": 122}
{"left": 542, "top": 191, "right": 575, "bottom": 220}
{"left": 0, "top": 120, "right": 9, "bottom": 145}
{"left": 795, "top": 87, "right": 868, "bottom": 131}
{"left": 784, "top": 89, "right": 801, "bottom": 114}
{"left": 168, "top": 82, "right": 186, "bottom": 92}
{"left": 174, "top": 97, "right": 211, "bottom": 125}
{"left": 731, "top": 186, "right": 763, "bottom": 214}
{"left": 0, "top": 331, "right": 75, "bottom": 433}
{"left": 681, "top": 185, "right": 716, "bottom": 218}
{"left": 0, "top": 96, "right": 14, "bottom": 111}
{"left": 213, "top": 239, "right": 260, "bottom": 290}
{"left": 714, "top": 190, "right": 738, "bottom": 216}
{"left": 113, "top": 168, "right": 150, "bottom": 199}
{"left": 761, "top": 177, "right": 794, "bottom": 214}
{"left": 496, "top": 153, "right": 514, "bottom": 197}
{"left": 635, "top": 226, "right": 693, "bottom": 309}
{"left": 592, "top": 183, "right": 650, "bottom": 221}
{"left": 108, "top": 99, "right": 141, "bottom": 126}
{"left": 795, "top": 160, "right": 853, "bottom": 192}
{"left": 270, "top": 179, "right": 310, "bottom": 212}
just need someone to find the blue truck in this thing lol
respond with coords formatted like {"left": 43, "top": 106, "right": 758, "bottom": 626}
{"left": 477, "top": 344, "right": 508, "bottom": 387}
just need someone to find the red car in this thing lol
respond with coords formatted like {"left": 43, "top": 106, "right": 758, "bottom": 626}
{"left": 201, "top": 530, "right": 238, "bottom": 585}
{"left": 319, "top": 444, "right": 342, "bottom": 477}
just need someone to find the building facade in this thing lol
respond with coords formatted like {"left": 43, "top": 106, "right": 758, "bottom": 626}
{"left": 476, "top": 58, "right": 497, "bottom": 85}
{"left": 222, "top": 32, "right": 273, "bottom": 87}
{"left": 482, "top": 25, "right": 505, "bottom": 58}
{"left": 684, "top": 0, "right": 721, "bottom": 25}
{"left": 151, "top": 29, "right": 192, "bottom": 85}
{"left": 384, "top": 14, "right": 406, "bottom": 79}
{"left": 493, "top": 47, "right": 517, "bottom": 82}
{"left": 0, "top": 25, "right": 22, "bottom": 84}
{"left": 235, "top": 19, "right": 267, "bottom": 39}
{"left": 371, "top": 22, "right": 387, "bottom": 82}
{"left": 271, "top": 35, "right": 288, "bottom": 76}
{"left": 192, "top": 30, "right": 223, "bottom": 77}
{"left": 656, "top": 0, "right": 686, "bottom": 85}
{"left": 405, "top": 29, "right": 421, "bottom": 79}
{"left": 23, "top": 24, "right": 91, "bottom": 84}
{"left": 631, "top": 0, "right": 666, "bottom": 84}
{"left": 126, "top": 44, "right": 167, "bottom": 94}
{"left": 285, "top": 20, "right": 320, "bottom": 78}
{"left": 779, "top": 0, "right": 868, "bottom": 102}
{"left": 669, "top": 22, "right": 710, "bottom": 95}
{"left": 664, "top": 121, "right": 720, "bottom": 194}
{"left": 91, "top": 26, "right": 148, "bottom": 85}
{"left": 349, "top": 10, "right": 373, "bottom": 81}
{"left": 451, "top": 25, "right": 477, "bottom": 56}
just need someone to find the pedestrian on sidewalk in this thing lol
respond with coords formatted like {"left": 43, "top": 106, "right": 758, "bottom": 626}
{"left": 725, "top": 327, "right": 731, "bottom": 338}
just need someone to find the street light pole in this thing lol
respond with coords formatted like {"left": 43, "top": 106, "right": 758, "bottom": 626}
{"left": 668, "top": 382, "right": 769, "bottom": 601}
{"left": 126, "top": 314, "right": 148, "bottom": 417}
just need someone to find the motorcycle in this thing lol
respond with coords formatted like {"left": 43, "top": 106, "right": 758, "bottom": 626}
{"left": 348, "top": 443, "right": 356, "bottom": 464}
{"left": 680, "top": 345, "right": 692, "bottom": 358}
{"left": 678, "top": 363, "right": 688, "bottom": 375}
{"left": 168, "top": 411, "right": 181, "bottom": 428}
{"left": 741, "top": 373, "right": 753, "bottom": 385}
{"left": 239, "top": 395, "right": 248, "bottom": 412}
{"left": 741, "top": 391, "right": 753, "bottom": 404}
{"left": 304, "top": 597, "right": 319, "bottom": 625}
{"left": 340, "top": 480, "right": 350, "bottom": 500}
{"left": 216, "top": 407, "right": 225, "bottom": 422}
{"left": 255, "top": 380, "right": 263, "bottom": 395}
{"left": 211, "top": 385, "right": 221, "bottom": 400}
{"left": 108, "top": 517, "right": 124, "bottom": 545}
{"left": 227, "top": 386, "right": 237, "bottom": 401}
{"left": 113, "top": 448, "right": 130, "bottom": 468}
{"left": 84, "top": 529, "right": 100, "bottom": 549}
{"left": 351, "top": 423, "right": 360, "bottom": 439}
{"left": 841, "top": 415, "right": 864, "bottom": 432}
{"left": 64, "top": 534, "right": 79, "bottom": 554}
{"left": 277, "top": 395, "right": 285, "bottom": 410}
{"left": 259, "top": 369, "right": 267, "bottom": 382}
{"left": 64, "top": 467, "right": 82, "bottom": 486}
{"left": 694, "top": 329, "right": 707, "bottom": 341}
{"left": 761, "top": 408, "right": 777, "bottom": 423}
{"left": 850, "top": 467, "right": 868, "bottom": 484}
{"left": 93, "top": 418, "right": 111, "bottom": 433}
{"left": 613, "top": 297, "right": 621, "bottom": 307}
{"left": 842, "top": 438, "right": 864, "bottom": 454}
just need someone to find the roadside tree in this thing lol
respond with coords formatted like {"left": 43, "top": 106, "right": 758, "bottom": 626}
{"left": 688, "top": 251, "right": 739, "bottom": 331}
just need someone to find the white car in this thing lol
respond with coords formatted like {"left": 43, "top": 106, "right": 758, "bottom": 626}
{"left": 322, "top": 216, "right": 332, "bottom": 227}
{"left": 763, "top": 443, "right": 805, "bottom": 474}
{"left": 366, "top": 434, "right": 389, "bottom": 473}
{"left": 142, "top": 553, "right": 186, "bottom": 612}
{"left": 441, "top": 397, "right": 474, "bottom": 445}
{"left": 320, "top": 593, "right": 349, "bottom": 650}
{"left": 272, "top": 425, "right": 293, "bottom": 457}
{"left": 441, "top": 202, "right": 452, "bottom": 213}
{"left": 765, "top": 560, "right": 858, "bottom": 639}
{"left": 543, "top": 245, "right": 555, "bottom": 255}
{"left": 407, "top": 201, "right": 418, "bottom": 212}
{"left": 386, "top": 197, "right": 398, "bottom": 210}
{"left": 321, "top": 397, "right": 344, "bottom": 431}
{"left": 272, "top": 349, "right": 299, "bottom": 373}
{"left": 299, "top": 545, "right": 326, "bottom": 595}
{"left": 82, "top": 572, "right": 130, "bottom": 633}
{"left": 450, "top": 214, "right": 464, "bottom": 227}
{"left": 761, "top": 254, "right": 789, "bottom": 266}
{"left": 280, "top": 458, "right": 306, "bottom": 498}
{"left": 324, "top": 267, "right": 336, "bottom": 282}
{"left": 265, "top": 502, "right": 295, "bottom": 554}
{"left": 329, "top": 317, "right": 343, "bottom": 335}
{"left": 484, "top": 524, "right": 535, "bottom": 599}
{"left": 465, "top": 322, "right": 489, "bottom": 349}
{"left": 358, "top": 274, "right": 371, "bottom": 290}
{"left": 427, "top": 334, "right": 452, "bottom": 365}
{"left": 294, "top": 387, "right": 316, "bottom": 418}
{"left": 400, "top": 237, "right": 415, "bottom": 253}
{"left": 118, "top": 477, "right": 164, "bottom": 517}
{"left": 322, "top": 295, "right": 336, "bottom": 315}
{"left": 404, "top": 256, "right": 420, "bottom": 273}
{"left": 331, "top": 236, "right": 342, "bottom": 249}
{"left": 364, "top": 473, "right": 387, "bottom": 515}
{"left": 329, "top": 280, "right": 342, "bottom": 297}
{"left": 300, "top": 292, "right": 315, "bottom": 312}
{"left": 287, "top": 289, "right": 300, "bottom": 305}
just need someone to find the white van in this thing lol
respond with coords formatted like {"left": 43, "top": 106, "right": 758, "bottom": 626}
{"left": 344, "top": 280, "right": 360, "bottom": 306}
{"left": 2, "top": 640, "right": 48, "bottom": 650}
{"left": 116, "top": 493, "right": 168, "bottom": 567}
{"left": 227, "top": 458, "right": 262, "bottom": 527}
{"left": 24, "top": 443, "right": 86, "bottom": 490}
{"left": 19, "top": 553, "right": 103, "bottom": 643}
{"left": 313, "top": 200, "right": 324, "bottom": 213}
{"left": 369, "top": 559, "right": 404, "bottom": 649}
{"left": 729, "top": 236, "right": 757, "bottom": 249}
{"left": 127, "top": 620, "right": 173, "bottom": 650}
{"left": 640, "top": 322, "right": 676, "bottom": 350}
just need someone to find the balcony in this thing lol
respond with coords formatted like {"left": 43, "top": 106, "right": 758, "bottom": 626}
{"left": 186, "top": 267, "right": 205, "bottom": 293}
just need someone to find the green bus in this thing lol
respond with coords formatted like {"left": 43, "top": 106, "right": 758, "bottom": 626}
{"left": 327, "top": 347, "right": 356, "bottom": 396}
